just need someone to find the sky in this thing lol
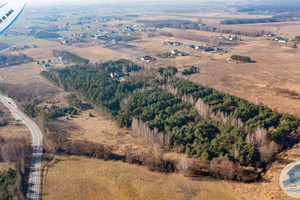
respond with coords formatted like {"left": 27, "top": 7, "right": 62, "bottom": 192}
{"left": 25, "top": 0, "right": 242, "bottom": 7}
{"left": 27, "top": 0, "right": 160, "bottom": 6}
{"left": 25, "top": 0, "right": 300, "bottom": 7}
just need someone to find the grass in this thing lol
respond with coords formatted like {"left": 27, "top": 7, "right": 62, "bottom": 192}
{"left": 22, "top": 38, "right": 60, "bottom": 49}
{"left": 0, "top": 103, "right": 31, "bottom": 140}
{"left": 42, "top": 156, "right": 236, "bottom": 200}
{"left": 0, "top": 163, "right": 14, "bottom": 171}
{"left": 0, "top": 35, "right": 31, "bottom": 46}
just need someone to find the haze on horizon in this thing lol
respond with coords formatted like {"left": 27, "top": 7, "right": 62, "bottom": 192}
{"left": 25, "top": 0, "right": 300, "bottom": 7}
{"left": 26, "top": 0, "right": 244, "bottom": 7}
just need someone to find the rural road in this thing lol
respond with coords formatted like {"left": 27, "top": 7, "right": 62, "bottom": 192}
{"left": 0, "top": 94, "right": 42, "bottom": 200}
{"left": 0, "top": 36, "right": 33, "bottom": 53}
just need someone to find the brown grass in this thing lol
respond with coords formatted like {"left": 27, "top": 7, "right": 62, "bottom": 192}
{"left": 224, "top": 144, "right": 300, "bottom": 200}
{"left": 42, "top": 141, "right": 300, "bottom": 200}
{"left": 0, "top": 103, "right": 31, "bottom": 140}
{"left": 42, "top": 156, "right": 236, "bottom": 200}
{"left": 59, "top": 109, "right": 155, "bottom": 156}
{"left": 0, "top": 163, "right": 14, "bottom": 171}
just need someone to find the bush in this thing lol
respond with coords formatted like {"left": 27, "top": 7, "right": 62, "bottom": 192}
{"left": 230, "top": 55, "right": 251, "bottom": 62}
{"left": 182, "top": 66, "right": 199, "bottom": 75}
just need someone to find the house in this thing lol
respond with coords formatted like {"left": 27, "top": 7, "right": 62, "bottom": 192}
{"left": 204, "top": 47, "right": 214, "bottom": 52}
{"left": 195, "top": 46, "right": 203, "bottom": 50}
{"left": 275, "top": 37, "right": 289, "bottom": 42}
{"left": 111, "top": 39, "right": 118, "bottom": 44}
{"left": 225, "top": 36, "right": 235, "bottom": 41}
{"left": 141, "top": 55, "right": 152, "bottom": 61}
{"left": 166, "top": 41, "right": 173, "bottom": 46}
{"left": 279, "top": 40, "right": 287, "bottom": 43}
{"left": 110, "top": 72, "right": 119, "bottom": 78}
{"left": 171, "top": 49, "right": 179, "bottom": 55}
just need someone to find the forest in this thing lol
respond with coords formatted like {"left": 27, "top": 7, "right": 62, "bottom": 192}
{"left": 41, "top": 61, "right": 300, "bottom": 180}
{"left": 169, "top": 79, "right": 299, "bottom": 148}
{"left": 0, "top": 137, "right": 32, "bottom": 200}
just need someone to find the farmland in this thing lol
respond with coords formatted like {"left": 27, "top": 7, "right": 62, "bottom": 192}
{"left": 0, "top": 1, "right": 300, "bottom": 199}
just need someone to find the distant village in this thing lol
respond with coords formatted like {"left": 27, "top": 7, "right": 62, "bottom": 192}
{"left": 162, "top": 41, "right": 228, "bottom": 54}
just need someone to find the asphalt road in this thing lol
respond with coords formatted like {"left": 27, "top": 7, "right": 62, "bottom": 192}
{"left": 0, "top": 36, "right": 33, "bottom": 53}
{"left": 0, "top": 94, "right": 42, "bottom": 200}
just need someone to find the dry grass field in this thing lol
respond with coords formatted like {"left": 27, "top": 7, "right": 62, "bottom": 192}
{"left": 225, "top": 143, "right": 300, "bottom": 200}
{"left": 0, "top": 163, "right": 14, "bottom": 171}
{"left": 0, "top": 103, "right": 31, "bottom": 140}
{"left": 42, "top": 144, "right": 299, "bottom": 200}
{"left": 42, "top": 156, "right": 235, "bottom": 200}
{"left": 0, "top": 62, "right": 44, "bottom": 84}
{"left": 57, "top": 109, "right": 161, "bottom": 156}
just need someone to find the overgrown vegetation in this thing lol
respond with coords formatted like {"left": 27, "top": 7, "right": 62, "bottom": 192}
{"left": 0, "top": 54, "right": 33, "bottom": 68}
{"left": 24, "top": 102, "right": 78, "bottom": 119}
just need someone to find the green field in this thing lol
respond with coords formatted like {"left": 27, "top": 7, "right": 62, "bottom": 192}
{"left": 0, "top": 35, "right": 31, "bottom": 46}
{"left": 22, "top": 38, "right": 60, "bottom": 49}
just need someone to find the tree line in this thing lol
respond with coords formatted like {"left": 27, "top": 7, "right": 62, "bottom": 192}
{"left": 167, "top": 79, "right": 299, "bottom": 149}
{"left": 220, "top": 17, "right": 279, "bottom": 25}
{"left": 0, "top": 54, "right": 33, "bottom": 68}
{"left": 0, "top": 136, "right": 32, "bottom": 199}
{"left": 137, "top": 19, "right": 270, "bottom": 37}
